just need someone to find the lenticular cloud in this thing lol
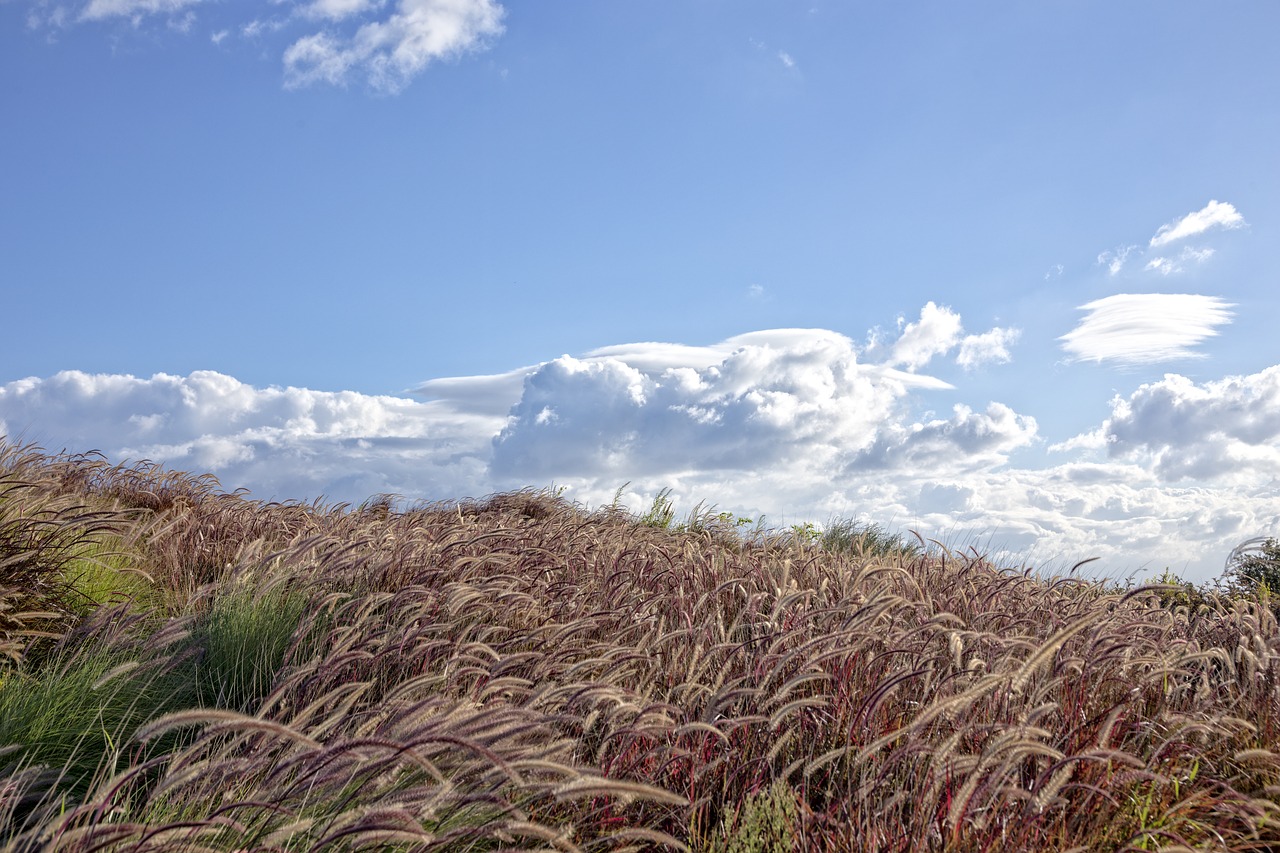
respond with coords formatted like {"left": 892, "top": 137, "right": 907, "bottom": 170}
{"left": 1059, "top": 293, "right": 1234, "bottom": 366}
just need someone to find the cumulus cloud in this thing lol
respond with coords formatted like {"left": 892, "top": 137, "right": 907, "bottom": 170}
{"left": 886, "top": 302, "right": 1019, "bottom": 372}
{"left": 10, "top": 315, "right": 1279, "bottom": 583}
{"left": 486, "top": 330, "right": 971, "bottom": 482}
{"left": 847, "top": 402, "right": 1037, "bottom": 473}
{"left": 283, "top": 0, "right": 505, "bottom": 92}
{"left": 1075, "top": 366, "right": 1280, "bottom": 484}
{"left": 957, "top": 327, "right": 1020, "bottom": 369}
{"left": 890, "top": 302, "right": 964, "bottom": 370}
{"left": 1149, "top": 200, "right": 1246, "bottom": 248}
{"left": 1059, "top": 293, "right": 1234, "bottom": 366}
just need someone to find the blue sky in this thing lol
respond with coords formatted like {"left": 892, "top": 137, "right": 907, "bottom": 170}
{"left": 3, "top": 1, "right": 1279, "bottom": 583}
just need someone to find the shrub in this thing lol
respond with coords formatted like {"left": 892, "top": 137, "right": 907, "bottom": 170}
{"left": 1224, "top": 537, "right": 1280, "bottom": 602}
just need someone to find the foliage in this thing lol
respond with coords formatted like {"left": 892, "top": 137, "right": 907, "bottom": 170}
{"left": 4, "top": 439, "right": 1280, "bottom": 852}
{"left": 1224, "top": 537, "right": 1280, "bottom": 612}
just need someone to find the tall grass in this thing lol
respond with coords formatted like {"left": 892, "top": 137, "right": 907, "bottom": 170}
{"left": 2, "top": 438, "right": 1280, "bottom": 851}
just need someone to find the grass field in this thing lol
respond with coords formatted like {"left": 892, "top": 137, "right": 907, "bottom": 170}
{"left": 2, "top": 439, "right": 1279, "bottom": 851}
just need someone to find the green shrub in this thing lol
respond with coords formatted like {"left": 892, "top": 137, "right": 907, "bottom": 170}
{"left": 1223, "top": 537, "right": 1280, "bottom": 608}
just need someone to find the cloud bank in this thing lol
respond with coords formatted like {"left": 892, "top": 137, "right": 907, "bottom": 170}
{"left": 5, "top": 307, "right": 1279, "bottom": 583}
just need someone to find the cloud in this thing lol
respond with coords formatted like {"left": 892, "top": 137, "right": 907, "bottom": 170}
{"left": 300, "top": 0, "right": 384, "bottom": 21}
{"left": 1079, "top": 366, "right": 1280, "bottom": 484}
{"left": 1059, "top": 293, "right": 1234, "bottom": 366}
{"left": 1144, "top": 246, "right": 1216, "bottom": 276}
{"left": 283, "top": 0, "right": 505, "bottom": 92}
{"left": 887, "top": 302, "right": 1018, "bottom": 371}
{"left": 488, "top": 330, "right": 951, "bottom": 481}
{"left": 847, "top": 402, "right": 1037, "bottom": 473}
{"left": 890, "top": 302, "right": 963, "bottom": 370}
{"left": 25, "top": 0, "right": 506, "bottom": 92}
{"left": 777, "top": 51, "right": 795, "bottom": 69}
{"left": 10, "top": 317, "right": 1279, "bottom": 584}
{"left": 78, "top": 0, "right": 204, "bottom": 22}
{"left": 1097, "top": 246, "right": 1136, "bottom": 277}
{"left": 1149, "top": 200, "right": 1246, "bottom": 249}
{"left": 0, "top": 370, "right": 497, "bottom": 501}
{"left": 957, "top": 327, "right": 1020, "bottom": 370}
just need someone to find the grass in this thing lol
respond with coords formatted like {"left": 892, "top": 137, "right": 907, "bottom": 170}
{"left": 3, "top": 438, "right": 1280, "bottom": 851}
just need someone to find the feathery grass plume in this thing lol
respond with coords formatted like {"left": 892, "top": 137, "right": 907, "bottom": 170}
{"left": 4, "top": 438, "right": 1280, "bottom": 850}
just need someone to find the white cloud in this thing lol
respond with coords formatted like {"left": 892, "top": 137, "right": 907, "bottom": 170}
{"left": 26, "top": 0, "right": 505, "bottom": 92}
{"left": 488, "top": 330, "right": 940, "bottom": 481}
{"left": 1097, "top": 246, "right": 1135, "bottom": 276}
{"left": 887, "top": 302, "right": 1018, "bottom": 372}
{"left": 301, "top": 0, "right": 383, "bottom": 21}
{"left": 0, "top": 370, "right": 497, "bottom": 501}
{"left": 1144, "top": 246, "right": 1216, "bottom": 276}
{"left": 78, "top": 0, "right": 203, "bottom": 22}
{"left": 957, "top": 327, "right": 1020, "bottom": 370}
{"left": 1059, "top": 293, "right": 1234, "bottom": 366}
{"left": 10, "top": 319, "right": 1280, "bottom": 584}
{"left": 284, "top": 0, "right": 505, "bottom": 92}
{"left": 778, "top": 51, "right": 795, "bottom": 69}
{"left": 1149, "top": 200, "right": 1246, "bottom": 248}
{"left": 1081, "top": 366, "right": 1280, "bottom": 484}
{"left": 889, "top": 302, "right": 963, "bottom": 370}
{"left": 847, "top": 402, "right": 1037, "bottom": 473}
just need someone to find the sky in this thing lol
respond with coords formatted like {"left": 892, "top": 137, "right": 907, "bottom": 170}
{"left": 3, "top": 1, "right": 1279, "bottom": 584}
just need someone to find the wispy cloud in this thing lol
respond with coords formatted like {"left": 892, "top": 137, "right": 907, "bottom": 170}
{"left": 1059, "top": 293, "right": 1234, "bottom": 366}
{"left": 284, "top": 0, "right": 505, "bottom": 92}
{"left": 1144, "top": 246, "right": 1216, "bottom": 276}
{"left": 1149, "top": 200, "right": 1246, "bottom": 248}
{"left": 78, "top": 0, "right": 205, "bottom": 23}
{"left": 1096, "top": 246, "right": 1136, "bottom": 277}
{"left": 299, "top": 0, "right": 384, "bottom": 21}
{"left": 24, "top": 0, "right": 506, "bottom": 92}
{"left": 1095, "top": 201, "right": 1243, "bottom": 279}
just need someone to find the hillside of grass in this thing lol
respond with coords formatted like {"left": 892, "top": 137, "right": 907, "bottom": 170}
{"left": 2, "top": 439, "right": 1279, "bottom": 852}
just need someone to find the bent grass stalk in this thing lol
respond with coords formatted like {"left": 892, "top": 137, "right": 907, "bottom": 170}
{"left": 2, "top": 440, "right": 1280, "bottom": 850}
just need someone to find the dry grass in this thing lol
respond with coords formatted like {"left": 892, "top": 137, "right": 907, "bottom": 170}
{"left": 2, "top": 439, "right": 1279, "bottom": 851}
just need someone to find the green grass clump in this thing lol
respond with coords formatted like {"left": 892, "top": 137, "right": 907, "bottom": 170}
{"left": 187, "top": 579, "right": 312, "bottom": 713}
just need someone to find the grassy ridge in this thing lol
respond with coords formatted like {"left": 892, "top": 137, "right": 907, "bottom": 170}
{"left": 2, "top": 440, "right": 1279, "bottom": 851}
